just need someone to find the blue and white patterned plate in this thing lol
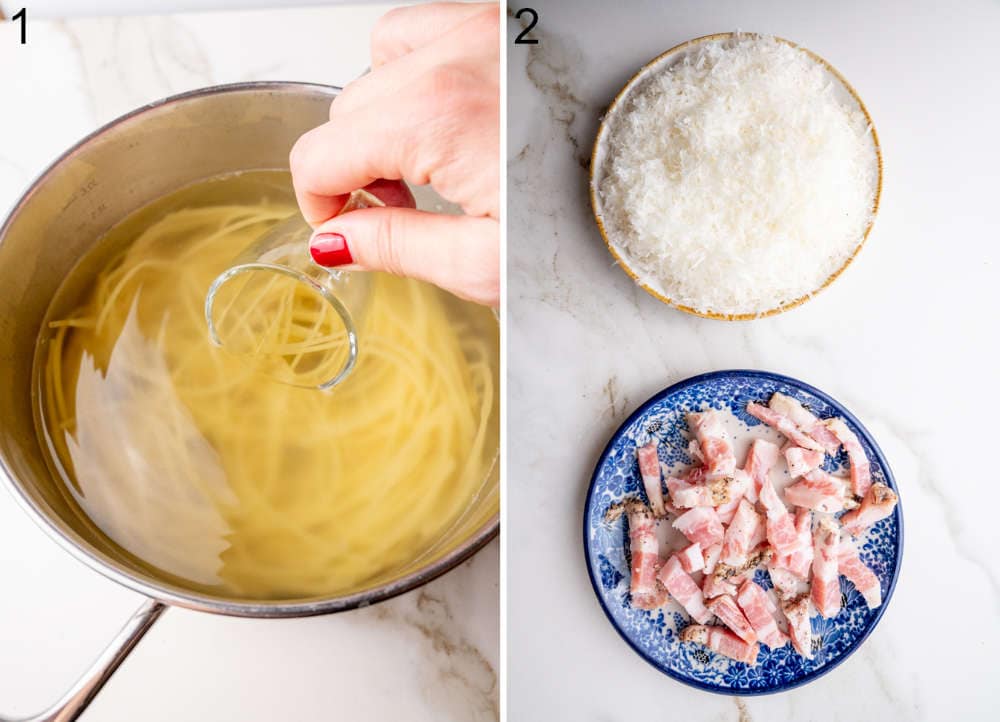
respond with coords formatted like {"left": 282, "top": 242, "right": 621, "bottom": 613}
{"left": 583, "top": 370, "right": 903, "bottom": 695}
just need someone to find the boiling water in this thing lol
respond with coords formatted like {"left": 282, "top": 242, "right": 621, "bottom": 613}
{"left": 33, "top": 171, "right": 499, "bottom": 600}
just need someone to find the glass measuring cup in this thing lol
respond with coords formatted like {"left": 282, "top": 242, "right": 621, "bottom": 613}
{"left": 204, "top": 189, "right": 382, "bottom": 390}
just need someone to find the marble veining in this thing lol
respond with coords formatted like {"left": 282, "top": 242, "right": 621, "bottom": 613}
{"left": 508, "top": 0, "right": 999, "bottom": 720}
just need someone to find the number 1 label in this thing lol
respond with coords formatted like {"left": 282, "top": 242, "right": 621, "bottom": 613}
{"left": 13, "top": 7, "right": 26, "bottom": 44}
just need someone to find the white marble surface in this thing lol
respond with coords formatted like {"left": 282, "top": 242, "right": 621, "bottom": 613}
{"left": 0, "top": 6, "right": 497, "bottom": 721}
{"left": 1, "top": 0, "right": 392, "bottom": 19}
{"left": 507, "top": 1, "right": 999, "bottom": 720}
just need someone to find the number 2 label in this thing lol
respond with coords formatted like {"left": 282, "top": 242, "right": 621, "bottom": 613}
{"left": 514, "top": 8, "right": 538, "bottom": 45}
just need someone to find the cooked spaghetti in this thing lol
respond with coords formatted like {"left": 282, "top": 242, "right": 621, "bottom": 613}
{"left": 34, "top": 172, "right": 499, "bottom": 600}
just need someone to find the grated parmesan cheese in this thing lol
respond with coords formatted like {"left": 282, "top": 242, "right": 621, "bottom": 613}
{"left": 597, "top": 35, "right": 878, "bottom": 317}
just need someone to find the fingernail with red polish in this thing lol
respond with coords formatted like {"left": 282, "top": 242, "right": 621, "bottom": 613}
{"left": 310, "top": 232, "right": 353, "bottom": 267}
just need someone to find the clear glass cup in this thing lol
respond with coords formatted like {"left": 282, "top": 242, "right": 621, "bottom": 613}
{"left": 204, "top": 190, "right": 382, "bottom": 390}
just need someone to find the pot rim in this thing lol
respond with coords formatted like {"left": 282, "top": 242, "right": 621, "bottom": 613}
{"left": 0, "top": 80, "right": 500, "bottom": 618}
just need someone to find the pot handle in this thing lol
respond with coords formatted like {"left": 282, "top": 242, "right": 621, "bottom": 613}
{"left": 0, "top": 599, "right": 166, "bottom": 722}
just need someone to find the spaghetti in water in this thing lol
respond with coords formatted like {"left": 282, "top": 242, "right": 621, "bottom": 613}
{"left": 34, "top": 172, "right": 499, "bottom": 600}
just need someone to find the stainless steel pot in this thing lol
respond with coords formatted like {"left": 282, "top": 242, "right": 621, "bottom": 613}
{"left": 0, "top": 81, "right": 499, "bottom": 722}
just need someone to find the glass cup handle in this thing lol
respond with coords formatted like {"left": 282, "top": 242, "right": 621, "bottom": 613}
{"left": 203, "top": 189, "right": 383, "bottom": 391}
{"left": 0, "top": 600, "right": 166, "bottom": 722}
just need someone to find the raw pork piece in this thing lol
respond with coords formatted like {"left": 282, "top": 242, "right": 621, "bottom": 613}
{"left": 811, "top": 516, "right": 842, "bottom": 618}
{"left": 825, "top": 418, "right": 872, "bottom": 496}
{"left": 737, "top": 579, "right": 789, "bottom": 649}
{"left": 680, "top": 625, "right": 759, "bottom": 665}
{"left": 837, "top": 543, "right": 882, "bottom": 609}
{"left": 706, "top": 594, "right": 758, "bottom": 644}
{"left": 715, "top": 469, "right": 751, "bottom": 523}
{"left": 769, "top": 392, "right": 842, "bottom": 454}
{"left": 774, "top": 509, "right": 813, "bottom": 579}
{"left": 702, "top": 543, "right": 723, "bottom": 575}
{"left": 679, "top": 466, "right": 707, "bottom": 485}
{"left": 721, "top": 499, "right": 761, "bottom": 566}
{"left": 687, "top": 438, "right": 705, "bottom": 464}
{"left": 748, "top": 512, "right": 767, "bottom": 550}
{"left": 703, "top": 574, "right": 737, "bottom": 599}
{"left": 743, "top": 438, "right": 780, "bottom": 502}
{"left": 763, "top": 589, "right": 777, "bottom": 614}
{"left": 713, "top": 545, "right": 774, "bottom": 582}
{"left": 636, "top": 442, "right": 667, "bottom": 516}
{"left": 768, "top": 565, "right": 801, "bottom": 601}
{"left": 715, "top": 498, "right": 738, "bottom": 526}
{"left": 626, "top": 500, "right": 666, "bottom": 610}
{"left": 746, "top": 402, "right": 825, "bottom": 453}
{"left": 727, "top": 568, "right": 755, "bottom": 586}
{"left": 666, "top": 474, "right": 733, "bottom": 509}
{"left": 661, "top": 496, "right": 684, "bottom": 517}
{"left": 673, "top": 506, "right": 725, "bottom": 547}
{"left": 784, "top": 446, "right": 825, "bottom": 478}
{"left": 784, "top": 469, "right": 858, "bottom": 513}
{"left": 782, "top": 594, "right": 814, "bottom": 659}
{"left": 841, "top": 483, "right": 898, "bottom": 536}
{"left": 678, "top": 542, "right": 704, "bottom": 574}
{"left": 657, "top": 555, "right": 712, "bottom": 623}
{"left": 759, "top": 473, "right": 799, "bottom": 554}
{"left": 687, "top": 411, "right": 736, "bottom": 479}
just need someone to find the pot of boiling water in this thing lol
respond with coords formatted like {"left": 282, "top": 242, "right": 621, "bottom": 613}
{"left": 0, "top": 82, "right": 499, "bottom": 721}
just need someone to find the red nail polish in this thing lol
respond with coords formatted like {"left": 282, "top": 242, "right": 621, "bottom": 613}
{"left": 310, "top": 233, "right": 353, "bottom": 267}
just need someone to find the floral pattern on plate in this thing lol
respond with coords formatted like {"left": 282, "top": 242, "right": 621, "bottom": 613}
{"left": 583, "top": 370, "right": 903, "bottom": 695}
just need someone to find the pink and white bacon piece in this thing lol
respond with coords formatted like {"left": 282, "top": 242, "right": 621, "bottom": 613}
{"left": 680, "top": 625, "right": 759, "bottom": 665}
{"left": 687, "top": 438, "right": 704, "bottom": 464}
{"left": 767, "top": 564, "right": 801, "bottom": 601}
{"left": 636, "top": 441, "right": 667, "bottom": 516}
{"left": 782, "top": 595, "right": 813, "bottom": 659}
{"left": 737, "top": 579, "right": 788, "bottom": 649}
{"left": 825, "top": 418, "right": 872, "bottom": 496}
{"left": 715, "top": 469, "right": 751, "bottom": 524}
{"left": 758, "top": 471, "right": 799, "bottom": 555}
{"left": 625, "top": 500, "right": 666, "bottom": 610}
{"left": 702, "top": 543, "right": 722, "bottom": 575}
{"left": 784, "top": 469, "right": 857, "bottom": 513}
{"left": 748, "top": 511, "right": 767, "bottom": 550}
{"left": 721, "top": 498, "right": 761, "bottom": 566}
{"left": 703, "top": 574, "right": 736, "bottom": 599}
{"left": 743, "top": 439, "right": 780, "bottom": 503}
{"left": 784, "top": 446, "right": 824, "bottom": 478}
{"left": 657, "top": 556, "right": 712, "bottom": 623}
{"left": 774, "top": 509, "right": 813, "bottom": 579}
{"left": 838, "top": 542, "right": 882, "bottom": 609}
{"left": 811, "top": 516, "right": 842, "bottom": 618}
{"left": 706, "top": 594, "right": 758, "bottom": 644}
{"left": 687, "top": 410, "right": 736, "bottom": 479}
{"left": 678, "top": 542, "right": 704, "bottom": 574}
{"left": 673, "top": 506, "right": 725, "bottom": 547}
{"left": 841, "top": 483, "right": 898, "bottom": 537}
{"left": 768, "top": 392, "right": 842, "bottom": 454}
{"left": 746, "top": 401, "right": 826, "bottom": 453}
{"left": 666, "top": 473, "right": 733, "bottom": 509}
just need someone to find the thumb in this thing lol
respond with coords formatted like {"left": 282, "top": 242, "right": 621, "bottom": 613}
{"left": 309, "top": 207, "right": 499, "bottom": 307}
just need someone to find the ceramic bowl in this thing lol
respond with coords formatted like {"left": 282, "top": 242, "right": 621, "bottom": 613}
{"left": 589, "top": 33, "right": 883, "bottom": 320}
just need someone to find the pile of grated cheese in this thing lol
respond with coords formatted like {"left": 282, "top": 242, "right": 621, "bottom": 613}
{"left": 598, "top": 35, "right": 878, "bottom": 317}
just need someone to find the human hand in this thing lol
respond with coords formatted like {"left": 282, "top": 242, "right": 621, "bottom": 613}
{"left": 290, "top": 2, "right": 500, "bottom": 307}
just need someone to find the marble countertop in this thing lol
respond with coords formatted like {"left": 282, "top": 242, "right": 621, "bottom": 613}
{"left": 507, "top": 0, "right": 998, "bottom": 720}
{"left": 0, "top": 6, "right": 497, "bottom": 721}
